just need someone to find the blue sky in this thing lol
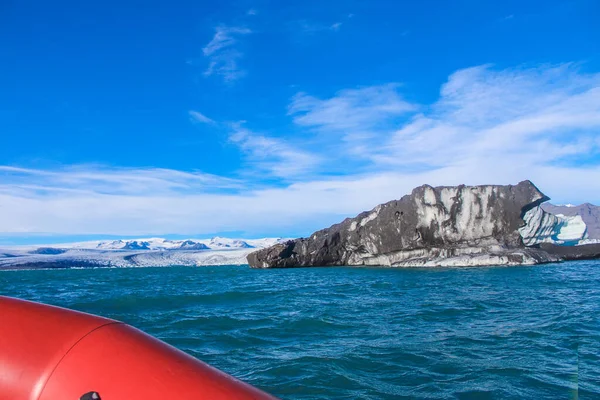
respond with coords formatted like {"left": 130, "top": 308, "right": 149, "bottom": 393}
{"left": 1, "top": 0, "right": 599, "bottom": 243}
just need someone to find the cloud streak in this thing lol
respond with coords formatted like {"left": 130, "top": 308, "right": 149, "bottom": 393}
{"left": 289, "top": 84, "right": 416, "bottom": 132}
{"left": 0, "top": 165, "right": 240, "bottom": 197}
{"left": 202, "top": 25, "right": 251, "bottom": 82}
{"left": 189, "top": 110, "right": 215, "bottom": 124}
{"left": 288, "top": 84, "right": 417, "bottom": 159}
{"left": 228, "top": 123, "right": 321, "bottom": 179}
{"left": 294, "top": 20, "right": 344, "bottom": 35}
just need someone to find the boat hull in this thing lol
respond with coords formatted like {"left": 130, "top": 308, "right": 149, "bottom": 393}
{"left": 0, "top": 296, "right": 275, "bottom": 400}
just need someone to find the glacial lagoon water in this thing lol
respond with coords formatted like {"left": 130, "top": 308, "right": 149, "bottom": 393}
{"left": 1, "top": 262, "right": 599, "bottom": 399}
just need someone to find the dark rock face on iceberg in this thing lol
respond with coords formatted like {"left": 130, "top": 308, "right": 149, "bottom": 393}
{"left": 247, "top": 180, "right": 595, "bottom": 268}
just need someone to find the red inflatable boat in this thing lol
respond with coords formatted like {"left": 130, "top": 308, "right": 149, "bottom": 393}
{"left": 0, "top": 296, "right": 276, "bottom": 400}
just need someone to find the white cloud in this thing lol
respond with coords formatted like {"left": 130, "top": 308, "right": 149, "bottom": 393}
{"left": 1, "top": 63, "right": 599, "bottom": 238}
{"left": 330, "top": 22, "right": 342, "bottom": 31}
{"left": 376, "top": 64, "right": 600, "bottom": 169}
{"left": 287, "top": 64, "right": 600, "bottom": 180}
{"left": 189, "top": 110, "right": 215, "bottom": 124}
{"left": 202, "top": 25, "right": 251, "bottom": 82}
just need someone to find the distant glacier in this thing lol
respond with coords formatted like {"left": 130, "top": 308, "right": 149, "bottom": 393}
{"left": 0, "top": 237, "right": 284, "bottom": 269}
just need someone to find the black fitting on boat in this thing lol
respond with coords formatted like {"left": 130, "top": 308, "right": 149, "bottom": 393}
{"left": 80, "top": 392, "right": 101, "bottom": 400}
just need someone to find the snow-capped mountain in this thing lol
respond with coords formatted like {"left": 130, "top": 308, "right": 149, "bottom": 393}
{"left": 59, "top": 237, "right": 282, "bottom": 251}
{"left": 0, "top": 237, "right": 286, "bottom": 269}
{"left": 207, "top": 237, "right": 253, "bottom": 249}
{"left": 178, "top": 240, "right": 210, "bottom": 250}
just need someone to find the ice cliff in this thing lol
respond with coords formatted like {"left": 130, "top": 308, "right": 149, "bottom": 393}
{"left": 542, "top": 203, "right": 600, "bottom": 240}
{"left": 247, "top": 181, "right": 600, "bottom": 268}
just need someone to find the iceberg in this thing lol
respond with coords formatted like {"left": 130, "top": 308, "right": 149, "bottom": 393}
{"left": 519, "top": 207, "right": 588, "bottom": 246}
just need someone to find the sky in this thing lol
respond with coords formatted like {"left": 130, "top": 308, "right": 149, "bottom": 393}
{"left": 1, "top": 0, "right": 599, "bottom": 244}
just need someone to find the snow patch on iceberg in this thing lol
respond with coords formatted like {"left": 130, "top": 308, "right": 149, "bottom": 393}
{"left": 414, "top": 185, "right": 498, "bottom": 242}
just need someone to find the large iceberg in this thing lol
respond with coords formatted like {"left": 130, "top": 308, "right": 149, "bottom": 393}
{"left": 247, "top": 181, "right": 600, "bottom": 269}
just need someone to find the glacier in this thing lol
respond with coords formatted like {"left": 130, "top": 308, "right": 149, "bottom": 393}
{"left": 0, "top": 237, "right": 284, "bottom": 269}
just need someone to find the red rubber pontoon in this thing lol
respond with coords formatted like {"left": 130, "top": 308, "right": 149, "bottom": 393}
{"left": 0, "top": 296, "right": 276, "bottom": 400}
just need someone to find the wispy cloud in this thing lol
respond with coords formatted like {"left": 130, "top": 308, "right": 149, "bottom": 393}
{"left": 189, "top": 110, "right": 215, "bottom": 124}
{"left": 295, "top": 20, "right": 344, "bottom": 35}
{"left": 228, "top": 123, "right": 321, "bottom": 179}
{"left": 202, "top": 25, "right": 252, "bottom": 82}
{"left": 290, "top": 84, "right": 416, "bottom": 132}
{"left": 0, "top": 165, "right": 240, "bottom": 197}
{"left": 288, "top": 84, "right": 416, "bottom": 157}
{"left": 294, "top": 13, "right": 353, "bottom": 35}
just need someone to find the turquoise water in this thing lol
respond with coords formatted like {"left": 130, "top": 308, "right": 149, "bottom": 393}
{"left": 1, "top": 262, "right": 599, "bottom": 399}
